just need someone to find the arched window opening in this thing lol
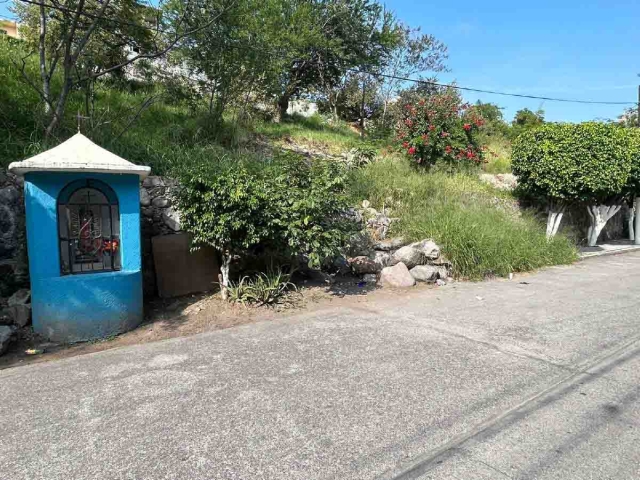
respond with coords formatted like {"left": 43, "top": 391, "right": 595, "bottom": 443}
{"left": 58, "top": 179, "right": 121, "bottom": 275}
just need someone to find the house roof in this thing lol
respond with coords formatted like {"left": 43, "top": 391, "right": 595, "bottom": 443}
{"left": 8, "top": 133, "right": 151, "bottom": 179}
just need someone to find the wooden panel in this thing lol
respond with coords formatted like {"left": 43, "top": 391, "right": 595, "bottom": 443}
{"left": 151, "top": 233, "right": 220, "bottom": 298}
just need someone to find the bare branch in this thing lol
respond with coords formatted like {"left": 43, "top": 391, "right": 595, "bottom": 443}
{"left": 76, "top": 0, "right": 236, "bottom": 84}
{"left": 11, "top": 53, "right": 55, "bottom": 112}
{"left": 112, "top": 94, "right": 162, "bottom": 141}
{"left": 71, "top": 0, "right": 112, "bottom": 64}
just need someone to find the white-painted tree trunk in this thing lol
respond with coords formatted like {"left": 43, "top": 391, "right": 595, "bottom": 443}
{"left": 586, "top": 204, "right": 623, "bottom": 247}
{"left": 219, "top": 252, "right": 231, "bottom": 301}
{"left": 546, "top": 203, "right": 565, "bottom": 239}
{"left": 627, "top": 202, "right": 636, "bottom": 242}
{"left": 634, "top": 197, "right": 640, "bottom": 245}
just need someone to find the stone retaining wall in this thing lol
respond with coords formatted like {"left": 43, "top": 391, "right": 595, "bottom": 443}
{"left": 140, "top": 176, "right": 182, "bottom": 296}
{"left": 0, "top": 173, "right": 181, "bottom": 301}
{"left": 0, "top": 172, "right": 28, "bottom": 299}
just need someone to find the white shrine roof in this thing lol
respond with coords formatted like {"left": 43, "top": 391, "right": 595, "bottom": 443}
{"left": 8, "top": 133, "right": 151, "bottom": 179}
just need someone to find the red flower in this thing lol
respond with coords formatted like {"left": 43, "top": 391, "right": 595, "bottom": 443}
{"left": 463, "top": 123, "right": 472, "bottom": 131}
{"left": 404, "top": 119, "right": 413, "bottom": 127}
{"left": 441, "top": 132, "right": 450, "bottom": 138}
{"left": 408, "top": 147, "right": 416, "bottom": 155}
{"left": 402, "top": 141, "right": 409, "bottom": 148}
{"left": 428, "top": 124, "right": 436, "bottom": 131}
{"left": 445, "top": 146, "right": 452, "bottom": 154}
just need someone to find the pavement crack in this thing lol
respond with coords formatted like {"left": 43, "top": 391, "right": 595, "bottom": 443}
{"left": 408, "top": 319, "right": 573, "bottom": 372}
{"left": 468, "top": 454, "right": 514, "bottom": 479}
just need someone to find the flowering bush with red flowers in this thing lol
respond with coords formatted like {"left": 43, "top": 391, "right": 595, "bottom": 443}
{"left": 395, "top": 90, "right": 486, "bottom": 168}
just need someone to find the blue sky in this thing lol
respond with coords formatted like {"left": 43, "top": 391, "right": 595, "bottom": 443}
{"left": 385, "top": 0, "right": 640, "bottom": 123}
{"left": 2, "top": 0, "right": 638, "bottom": 123}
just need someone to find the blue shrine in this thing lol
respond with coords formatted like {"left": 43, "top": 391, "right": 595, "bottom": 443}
{"left": 8, "top": 133, "right": 150, "bottom": 342}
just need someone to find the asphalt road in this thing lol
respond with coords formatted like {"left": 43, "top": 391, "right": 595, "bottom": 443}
{"left": 2, "top": 253, "right": 640, "bottom": 480}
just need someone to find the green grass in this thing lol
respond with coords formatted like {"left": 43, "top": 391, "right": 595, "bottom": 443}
{"left": 349, "top": 158, "right": 577, "bottom": 279}
{"left": 254, "top": 113, "right": 362, "bottom": 154}
{"left": 483, "top": 137, "right": 512, "bottom": 173}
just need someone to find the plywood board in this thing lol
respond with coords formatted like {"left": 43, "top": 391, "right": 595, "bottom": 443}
{"left": 151, "top": 233, "right": 220, "bottom": 298}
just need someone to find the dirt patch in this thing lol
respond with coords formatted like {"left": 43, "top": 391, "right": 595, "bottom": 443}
{"left": 0, "top": 276, "right": 442, "bottom": 370}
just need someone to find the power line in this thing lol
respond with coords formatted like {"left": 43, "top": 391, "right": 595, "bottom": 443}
{"left": 12, "top": 0, "right": 639, "bottom": 106}
{"left": 354, "top": 70, "right": 637, "bottom": 106}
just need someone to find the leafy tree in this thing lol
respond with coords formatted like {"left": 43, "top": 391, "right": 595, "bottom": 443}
{"left": 512, "top": 122, "right": 637, "bottom": 245}
{"left": 321, "top": 71, "right": 383, "bottom": 124}
{"left": 172, "top": 153, "right": 354, "bottom": 299}
{"left": 267, "top": 0, "right": 397, "bottom": 121}
{"left": 511, "top": 107, "right": 544, "bottom": 139}
{"left": 470, "top": 101, "right": 510, "bottom": 140}
{"left": 13, "top": 0, "right": 227, "bottom": 136}
{"left": 617, "top": 107, "right": 639, "bottom": 128}
{"left": 165, "top": 0, "right": 271, "bottom": 129}
{"left": 377, "top": 22, "right": 447, "bottom": 128}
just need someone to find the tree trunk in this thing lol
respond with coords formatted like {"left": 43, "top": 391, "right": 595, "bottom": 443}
{"left": 635, "top": 197, "right": 640, "bottom": 245}
{"left": 627, "top": 201, "right": 636, "bottom": 242}
{"left": 45, "top": 80, "right": 71, "bottom": 137}
{"left": 381, "top": 99, "right": 389, "bottom": 129}
{"left": 586, "top": 204, "right": 622, "bottom": 247}
{"left": 219, "top": 251, "right": 232, "bottom": 301}
{"left": 546, "top": 203, "right": 565, "bottom": 239}
{"left": 38, "top": 2, "right": 50, "bottom": 114}
{"left": 359, "top": 78, "right": 366, "bottom": 137}
{"left": 276, "top": 94, "right": 289, "bottom": 123}
{"left": 208, "top": 88, "right": 215, "bottom": 114}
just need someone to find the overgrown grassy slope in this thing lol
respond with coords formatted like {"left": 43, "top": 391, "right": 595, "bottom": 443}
{"left": 349, "top": 159, "right": 577, "bottom": 279}
{"left": 1, "top": 37, "right": 577, "bottom": 280}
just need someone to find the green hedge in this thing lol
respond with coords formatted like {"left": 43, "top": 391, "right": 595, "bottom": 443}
{"left": 512, "top": 122, "right": 640, "bottom": 203}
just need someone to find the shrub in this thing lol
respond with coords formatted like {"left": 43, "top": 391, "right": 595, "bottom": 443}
{"left": 395, "top": 89, "right": 485, "bottom": 168}
{"left": 512, "top": 122, "right": 639, "bottom": 243}
{"left": 173, "top": 152, "right": 355, "bottom": 299}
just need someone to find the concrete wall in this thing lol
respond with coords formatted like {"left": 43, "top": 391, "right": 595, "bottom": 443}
{"left": 0, "top": 20, "right": 20, "bottom": 39}
{"left": 24, "top": 172, "right": 143, "bottom": 342}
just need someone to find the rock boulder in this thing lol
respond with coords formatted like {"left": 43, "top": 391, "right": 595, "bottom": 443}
{"left": 373, "top": 237, "right": 408, "bottom": 251}
{"left": 0, "top": 305, "right": 31, "bottom": 328}
{"left": 379, "top": 262, "right": 416, "bottom": 288}
{"left": 410, "top": 239, "right": 440, "bottom": 260}
{"left": 349, "top": 256, "right": 380, "bottom": 275}
{"left": 8, "top": 288, "right": 30, "bottom": 307}
{"left": 0, "top": 325, "right": 15, "bottom": 355}
{"left": 389, "top": 245, "right": 424, "bottom": 269}
{"left": 410, "top": 265, "right": 439, "bottom": 283}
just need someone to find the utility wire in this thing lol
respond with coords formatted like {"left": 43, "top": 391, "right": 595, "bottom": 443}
{"left": 354, "top": 70, "right": 637, "bottom": 106}
{"left": 13, "top": 0, "right": 639, "bottom": 106}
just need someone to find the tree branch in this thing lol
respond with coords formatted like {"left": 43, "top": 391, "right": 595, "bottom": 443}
{"left": 112, "top": 94, "right": 162, "bottom": 141}
{"left": 11, "top": 53, "right": 55, "bottom": 112}
{"left": 75, "top": 0, "right": 236, "bottom": 85}
{"left": 71, "top": 0, "right": 112, "bottom": 65}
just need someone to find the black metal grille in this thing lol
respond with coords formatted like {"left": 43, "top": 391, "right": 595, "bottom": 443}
{"left": 58, "top": 179, "right": 121, "bottom": 275}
